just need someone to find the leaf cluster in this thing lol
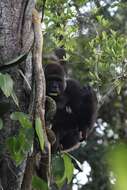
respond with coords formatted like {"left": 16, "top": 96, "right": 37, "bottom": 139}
{"left": 7, "top": 112, "right": 34, "bottom": 165}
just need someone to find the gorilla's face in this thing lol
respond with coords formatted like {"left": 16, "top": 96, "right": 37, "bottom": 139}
{"left": 46, "top": 76, "right": 65, "bottom": 98}
{"left": 44, "top": 63, "right": 66, "bottom": 99}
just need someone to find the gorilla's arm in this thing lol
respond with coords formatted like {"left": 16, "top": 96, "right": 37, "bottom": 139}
{"left": 65, "top": 79, "right": 97, "bottom": 139}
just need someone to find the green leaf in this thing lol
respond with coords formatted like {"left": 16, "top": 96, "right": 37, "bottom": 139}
{"left": 62, "top": 153, "right": 74, "bottom": 184}
{"left": 10, "top": 112, "right": 32, "bottom": 128}
{"left": 66, "top": 153, "right": 82, "bottom": 171}
{"left": 6, "top": 129, "right": 33, "bottom": 166}
{"left": 32, "top": 176, "right": 48, "bottom": 190}
{"left": 52, "top": 155, "right": 65, "bottom": 178}
{"left": 11, "top": 91, "right": 19, "bottom": 107}
{"left": 0, "top": 73, "right": 19, "bottom": 106}
{"left": 52, "top": 155, "right": 66, "bottom": 188}
{"left": 115, "top": 80, "right": 123, "bottom": 95}
{"left": 7, "top": 137, "right": 16, "bottom": 155}
{"left": 0, "top": 73, "right": 13, "bottom": 97}
{"left": 35, "top": 117, "right": 45, "bottom": 151}
{"left": 6, "top": 137, "right": 25, "bottom": 166}
{"left": 23, "top": 128, "right": 34, "bottom": 148}
{"left": 0, "top": 118, "right": 3, "bottom": 130}
{"left": 7, "top": 112, "right": 34, "bottom": 165}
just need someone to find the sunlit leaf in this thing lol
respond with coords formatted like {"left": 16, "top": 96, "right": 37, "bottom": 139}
{"left": 35, "top": 117, "right": 45, "bottom": 151}
{"left": 66, "top": 153, "right": 82, "bottom": 171}
{"left": 62, "top": 153, "right": 74, "bottom": 184}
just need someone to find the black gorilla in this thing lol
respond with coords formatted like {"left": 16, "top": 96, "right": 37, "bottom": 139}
{"left": 45, "top": 63, "right": 97, "bottom": 152}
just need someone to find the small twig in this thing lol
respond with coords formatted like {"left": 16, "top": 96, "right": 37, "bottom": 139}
{"left": 18, "top": 69, "right": 31, "bottom": 91}
{"left": 98, "top": 72, "right": 127, "bottom": 110}
{"left": 98, "top": 84, "right": 116, "bottom": 110}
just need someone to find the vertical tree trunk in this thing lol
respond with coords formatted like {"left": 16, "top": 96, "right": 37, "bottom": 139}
{"left": 0, "top": 0, "right": 35, "bottom": 189}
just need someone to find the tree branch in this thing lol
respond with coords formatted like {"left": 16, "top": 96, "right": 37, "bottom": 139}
{"left": 32, "top": 8, "right": 51, "bottom": 186}
{"left": 21, "top": 9, "right": 51, "bottom": 190}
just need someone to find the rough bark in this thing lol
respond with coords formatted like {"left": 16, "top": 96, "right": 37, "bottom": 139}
{"left": 0, "top": 0, "right": 35, "bottom": 189}
{"left": 21, "top": 9, "right": 49, "bottom": 190}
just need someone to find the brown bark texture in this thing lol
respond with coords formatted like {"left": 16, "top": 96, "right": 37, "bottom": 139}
{"left": 0, "top": 0, "right": 35, "bottom": 189}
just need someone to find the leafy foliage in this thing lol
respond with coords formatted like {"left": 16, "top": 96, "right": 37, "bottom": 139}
{"left": 86, "top": 29, "right": 127, "bottom": 98}
{"left": 52, "top": 154, "right": 65, "bottom": 188}
{"left": 32, "top": 176, "right": 48, "bottom": 190}
{"left": 52, "top": 153, "right": 74, "bottom": 188}
{"left": 62, "top": 153, "right": 74, "bottom": 184}
{"left": 0, "top": 73, "right": 18, "bottom": 106}
{"left": 35, "top": 117, "right": 45, "bottom": 151}
{"left": 40, "top": 0, "right": 127, "bottom": 189}
{"left": 1, "top": 0, "right": 127, "bottom": 189}
{"left": 7, "top": 112, "right": 34, "bottom": 165}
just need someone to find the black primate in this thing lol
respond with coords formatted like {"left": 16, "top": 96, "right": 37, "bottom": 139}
{"left": 45, "top": 63, "right": 97, "bottom": 152}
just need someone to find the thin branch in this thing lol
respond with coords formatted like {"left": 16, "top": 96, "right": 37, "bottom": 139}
{"left": 32, "top": 8, "right": 51, "bottom": 186}
{"left": 98, "top": 73, "right": 127, "bottom": 110}
{"left": 18, "top": 69, "right": 31, "bottom": 91}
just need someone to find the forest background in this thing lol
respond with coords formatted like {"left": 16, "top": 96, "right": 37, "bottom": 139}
{"left": 0, "top": 0, "right": 127, "bottom": 190}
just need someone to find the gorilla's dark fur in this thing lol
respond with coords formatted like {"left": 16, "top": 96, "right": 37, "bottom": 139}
{"left": 45, "top": 63, "right": 97, "bottom": 152}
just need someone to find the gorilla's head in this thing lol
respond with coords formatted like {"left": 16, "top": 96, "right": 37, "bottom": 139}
{"left": 44, "top": 63, "right": 66, "bottom": 99}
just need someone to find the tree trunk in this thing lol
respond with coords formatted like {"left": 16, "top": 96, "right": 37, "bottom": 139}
{"left": 0, "top": 0, "right": 35, "bottom": 189}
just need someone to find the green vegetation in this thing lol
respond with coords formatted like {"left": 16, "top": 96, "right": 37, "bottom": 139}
{"left": 1, "top": 0, "right": 127, "bottom": 189}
